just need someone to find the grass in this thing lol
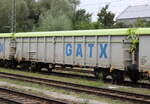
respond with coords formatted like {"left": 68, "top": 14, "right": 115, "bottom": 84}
{"left": 0, "top": 78, "right": 135, "bottom": 104}
{"left": 0, "top": 67, "right": 150, "bottom": 96}
{"left": 0, "top": 67, "right": 106, "bottom": 87}
{"left": 117, "top": 87, "right": 150, "bottom": 95}
{"left": 53, "top": 68, "right": 94, "bottom": 76}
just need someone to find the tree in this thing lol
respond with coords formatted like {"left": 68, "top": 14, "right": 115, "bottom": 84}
{"left": 16, "top": 0, "right": 31, "bottom": 32}
{"left": 0, "top": 0, "right": 34, "bottom": 33}
{"left": 0, "top": 0, "right": 11, "bottom": 33}
{"left": 91, "top": 22, "right": 104, "bottom": 29}
{"left": 36, "top": 0, "right": 76, "bottom": 19}
{"left": 73, "top": 9, "right": 93, "bottom": 30}
{"left": 24, "top": 0, "right": 40, "bottom": 24}
{"left": 34, "top": 0, "right": 78, "bottom": 31}
{"left": 0, "top": 0, "right": 80, "bottom": 32}
{"left": 135, "top": 18, "right": 147, "bottom": 27}
{"left": 35, "top": 10, "right": 72, "bottom": 31}
{"left": 145, "top": 21, "right": 150, "bottom": 27}
{"left": 97, "top": 5, "right": 115, "bottom": 28}
{"left": 114, "top": 22, "right": 128, "bottom": 28}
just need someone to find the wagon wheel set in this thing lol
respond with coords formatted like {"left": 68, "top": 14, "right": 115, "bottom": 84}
{"left": 0, "top": 60, "right": 53, "bottom": 73}
{"left": 0, "top": 59, "right": 139, "bottom": 83}
{"left": 94, "top": 66, "right": 147, "bottom": 84}
{"left": 94, "top": 67, "right": 127, "bottom": 83}
{"left": 0, "top": 59, "right": 133, "bottom": 83}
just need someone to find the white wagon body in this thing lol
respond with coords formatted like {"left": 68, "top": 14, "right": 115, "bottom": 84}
{"left": 15, "top": 30, "right": 129, "bottom": 71}
{"left": 1, "top": 28, "right": 150, "bottom": 82}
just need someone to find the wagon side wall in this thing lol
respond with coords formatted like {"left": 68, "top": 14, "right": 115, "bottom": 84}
{"left": 0, "top": 37, "right": 11, "bottom": 60}
{"left": 16, "top": 35, "right": 127, "bottom": 70}
{"left": 139, "top": 35, "right": 150, "bottom": 72}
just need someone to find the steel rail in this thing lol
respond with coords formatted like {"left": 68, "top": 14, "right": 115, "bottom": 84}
{"left": 7, "top": 66, "right": 150, "bottom": 89}
{"left": 41, "top": 71, "right": 150, "bottom": 89}
{"left": 0, "top": 96, "right": 21, "bottom": 104}
{"left": 0, "top": 87, "right": 74, "bottom": 104}
{"left": 0, "top": 72, "right": 150, "bottom": 104}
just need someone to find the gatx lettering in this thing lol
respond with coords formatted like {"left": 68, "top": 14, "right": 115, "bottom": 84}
{"left": 66, "top": 43, "right": 108, "bottom": 59}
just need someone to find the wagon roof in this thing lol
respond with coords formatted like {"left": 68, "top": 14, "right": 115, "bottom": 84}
{"left": 0, "top": 33, "right": 13, "bottom": 37}
{"left": 0, "top": 28, "right": 150, "bottom": 37}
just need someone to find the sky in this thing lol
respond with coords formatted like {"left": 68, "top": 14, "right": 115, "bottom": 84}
{"left": 78, "top": 0, "right": 150, "bottom": 21}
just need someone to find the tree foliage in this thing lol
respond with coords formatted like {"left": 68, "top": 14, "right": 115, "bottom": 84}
{"left": 35, "top": 10, "right": 72, "bottom": 31}
{"left": 0, "top": 0, "right": 11, "bottom": 33}
{"left": 73, "top": 9, "right": 93, "bottom": 30}
{"left": 34, "top": 0, "right": 79, "bottom": 31}
{"left": 135, "top": 18, "right": 149, "bottom": 27}
{"left": 0, "top": 0, "right": 35, "bottom": 32}
{"left": 0, "top": 0, "right": 79, "bottom": 32}
{"left": 97, "top": 5, "right": 115, "bottom": 28}
{"left": 16, "top": 0, "right": 31, "bottom": 32}
{"left": 114, "top": 22, "right": 129, "bottom": 28}
{"left": 1, "top": 1, "right": 150, "bottom": 33}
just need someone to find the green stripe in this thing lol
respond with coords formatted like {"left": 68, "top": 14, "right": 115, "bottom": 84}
{"left": 136, "top": 28, "right": 150, "bottom": 35}
{"left": 15, "top": 28, "right": 129, "bottom": 37}
{"left": 0, "top": 28, "right": 150, "bottom": 37}
{"left": 0, "top": 33, "right": 13, "bottom": 37}
{"left": 16, "top": 41, "right": 122, "bottom": 43}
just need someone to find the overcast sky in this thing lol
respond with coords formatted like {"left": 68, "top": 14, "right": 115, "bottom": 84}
{"left": 78, "top": 0, "right": 150, "bottom": 21}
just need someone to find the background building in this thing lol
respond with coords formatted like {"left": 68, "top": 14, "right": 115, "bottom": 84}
{"left": 116, "top": 5, "right": 150, "bottom": 25}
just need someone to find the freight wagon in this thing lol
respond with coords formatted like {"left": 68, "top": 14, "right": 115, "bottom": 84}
{"left": 0, "top": 28, "right": 150, "bottom": 83}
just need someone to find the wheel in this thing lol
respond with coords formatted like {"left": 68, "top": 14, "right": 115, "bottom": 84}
{"left": 94, "top": 68, "right": 107, "bottom": 80}
{"left": 20, "top": 62, "right": 29, "bottom": 71}
{"left": 0, "top": 60, "right": 4, "bottom": 67}
{"left": 94, "top": 67, "right": 100, "bottom": 79}
{"left": 47, "top": 68, "right": 53, "bottom": 73}
{"left": 4, "top": 61, "right": 12, "bottom": 68}
{"left": 94, "top": 71, "right": 102, "bottom": 79}
{"left": 111, "top": 70, "right": 124, "bottom": 84}
{"left": 30, "top": 63, "right": 37, "bottom": 72}
{"left": 129, "top": 71, "right": 139, "bottom": 82}
{"left": 10, "top": 60, "right": 18, "bottom": 69}
{"left": 127, "top": 64, "right": 140, "bottom": 82}
{"left": 36, "top": 64, "right": 43, "bottom": 72}
{"left": 47, "top": 64, "right": 54, "bottom": 73}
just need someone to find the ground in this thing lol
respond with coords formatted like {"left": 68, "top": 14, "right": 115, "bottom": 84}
{"left": 0, "top": 81, "right": 108, "bottom": 104}
{"left": 0, "top": 68, "right": 147, "bottom": 104}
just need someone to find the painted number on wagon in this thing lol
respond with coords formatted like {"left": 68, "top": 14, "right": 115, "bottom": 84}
{"left": 66, "top": 43, "right": 108, "bottom": 59}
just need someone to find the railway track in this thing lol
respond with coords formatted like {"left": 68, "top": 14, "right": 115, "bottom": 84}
{"left": 2, "top": 64, "right": 150, "bottom": 90}
{"left": 1, "top": 66, "right": 150, "bottom": 89}
{"left": 40, "top": 71, "right": 150, "bottom": 89}
{"left": 0, "top": 87, "right": 73, "bottom": 104}
{"left": 0, "top": 72, "right": 150, "bottom": 104}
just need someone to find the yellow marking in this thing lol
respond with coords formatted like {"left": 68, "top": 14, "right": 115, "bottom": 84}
{"left": 148, "top": 70, "right": 150, "bottom": 75}
{"left": 110, "top": 66, "right": 115, "bottom": 72}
